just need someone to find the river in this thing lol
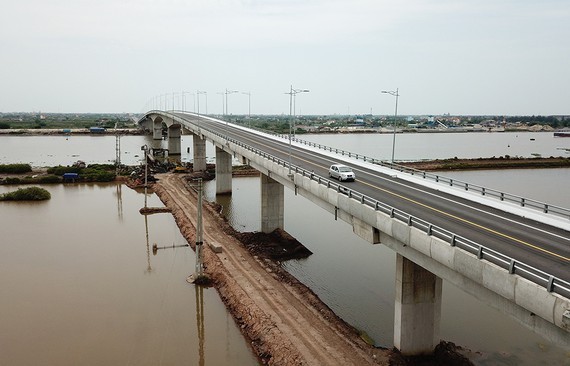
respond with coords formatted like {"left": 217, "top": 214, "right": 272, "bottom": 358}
{"left": 0, "top": 183, "right": 259, "bottom": 365}
{"left": 1, "top": 131, "right": 569, "bottom": 365}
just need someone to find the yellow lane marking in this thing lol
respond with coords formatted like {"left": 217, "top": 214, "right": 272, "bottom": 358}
{"left": 216, "top": 124, "right": 570, "bottom": 262}
{"left": 356, "top": 180, "right": 570, "bottom": 262}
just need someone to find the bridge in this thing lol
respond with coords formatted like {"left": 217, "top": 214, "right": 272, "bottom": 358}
{"left": 139, "top": 110, "right": 570, "bottom": 355}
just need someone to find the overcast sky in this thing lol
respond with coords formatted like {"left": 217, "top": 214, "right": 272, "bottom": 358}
{"left": 1, "top": 0, "right": 568, "bottom": 116}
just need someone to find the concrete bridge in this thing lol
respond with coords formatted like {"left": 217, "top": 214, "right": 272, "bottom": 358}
{"left": 139, "top": 111, "right": 570, "bottom": 355}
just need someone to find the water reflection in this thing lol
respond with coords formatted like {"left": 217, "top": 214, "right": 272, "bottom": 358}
{"left": 144, "top": 214, "right": 153, "bottom": 274}
{"left": 0, "top": 184, "right": 258, "bottom": 365}
{"left": 195, "top": 285, "right": 206, "bottom": 366}
{"left": 115, "top": 183, "right": 123, "bottom": 221}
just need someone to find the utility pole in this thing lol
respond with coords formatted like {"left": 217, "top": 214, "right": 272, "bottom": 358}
{"left": 188, "top": 178, "right": 209, "bottom": 284}
{"left": 195, "top": 178, "right": 203, "bottom": 277}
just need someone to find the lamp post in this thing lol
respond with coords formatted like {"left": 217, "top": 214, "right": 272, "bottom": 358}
{"left": 197, "top": 90, "right": 206, "bottom": 115}
{"left": 182, "top": 91, "right": 195, "bottom": 113}
{"left": 285, "top": 85, "right": 309, "bottom": 176}
{"left": 381, "top": 88, "right": 399, "bottom": 164}
{"left": 225, "top": 89, "right": 238, "bottom": 118}
{"left": 241, "top": 91, "right": 251, "bottom": 118}
{"left": 216, "top": 92, "right": 225, "bottom": 115}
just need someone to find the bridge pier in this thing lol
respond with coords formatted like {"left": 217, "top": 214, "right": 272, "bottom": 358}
{"left": 261, "top": 174, "right": 284, "bottom": 233}
{"left": 167, "top": 125, "right": 181, "bottom": 155}
{"left": 153, "top": 119, "right": 163, "bottom": 140}
{"left": 215, "top": 146, "right": 232, "bottom": 195}
{"left": 192, "top": 133, "right": 207, "bottom": 172}
{"left": 394, "top": 254, "right": 442, "bottom": 355}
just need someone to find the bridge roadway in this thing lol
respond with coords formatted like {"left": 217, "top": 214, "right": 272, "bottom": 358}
{"left": 173, "top": 112, "right": 570, "bottom": 285}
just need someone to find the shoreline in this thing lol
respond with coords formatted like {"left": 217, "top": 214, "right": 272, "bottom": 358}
{"left": 398, "top": 156, "right": 570, "bottom": 171}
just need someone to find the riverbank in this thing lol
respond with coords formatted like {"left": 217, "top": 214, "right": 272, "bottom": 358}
{"left": 399, "top": 156, "right": 570, "bottom": 171}
{"left": 0, "top": 128, "right": 142, "bottom": 135}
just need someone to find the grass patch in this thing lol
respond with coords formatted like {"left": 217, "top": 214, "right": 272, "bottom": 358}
{"left": 0, "top": 186, "right": 51, "bottom": 201}
{"left": 0, "top": 164, "right": 32, "bottom": 174}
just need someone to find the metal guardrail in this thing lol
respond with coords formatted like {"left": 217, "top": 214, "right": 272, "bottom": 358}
{"left": 278, "top": 135, "right": 570, "bottom": 221}
{"left": 153, "top": 112, "right": 570, "bottom": 299}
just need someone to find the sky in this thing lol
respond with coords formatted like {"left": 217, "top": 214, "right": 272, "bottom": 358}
{"left": 1, "top": 0, "right": 569, "bottom": 116}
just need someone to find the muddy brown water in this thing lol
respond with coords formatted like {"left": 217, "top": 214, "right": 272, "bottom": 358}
{"left": 0, "top": 183, "right": 259, "bottom": 365}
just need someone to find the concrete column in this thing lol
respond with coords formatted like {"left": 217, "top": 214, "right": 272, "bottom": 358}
{"left": 167, "top": 125, "right": 181, "bottom": 155}
{"left": 152, "top": 119, "right": 162, "bottom": 140}
{"left": 261, "top": 174, "right": 284, "bottom": 233}
{"left": 215, "top": 146, "right": 232, "bottom": 195}
{"left": 394, "top": 254, "right": 442, "bottom": 356}
{"left": 192, "top": 133, "right": 207, "bottom": 172}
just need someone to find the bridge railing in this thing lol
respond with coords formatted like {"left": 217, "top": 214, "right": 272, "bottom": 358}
{"left": 282, "top": 135, "right": 570, "bottom": 221}
{"left": 165, "top": 112, "right": 570, "bottom": 299}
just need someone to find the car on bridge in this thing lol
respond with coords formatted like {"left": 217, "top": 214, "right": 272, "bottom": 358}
{"left": 328, "top": 164, "right": 356, "bottom": 182}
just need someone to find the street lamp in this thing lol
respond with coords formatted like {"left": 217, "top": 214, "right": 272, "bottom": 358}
{"left": 285, "top": 85, "right": 309, "bottom": 176}
{"left": 182, "top": 91, "right": 195, "bottom": 113}
{"left": 381, "top": 88, "right": 400, "bottom": 164}
{"left": 216, "top": 92, "right": 225, "bottom": 115}
{"left": 225, "top": 89, "right": 238, "bottom": 118}
{"left": 241, "top": 91, "right": 251, "bottom": 118}
{"left": 197, "top": 90, "right": 206, "bottom": 115}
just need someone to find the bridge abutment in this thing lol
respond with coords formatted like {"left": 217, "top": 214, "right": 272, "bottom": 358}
{"left": 394, "top": 254, "right": 442, "bottom": 355}
{"left": 215, "top": 146, "right": 232, "bottom": 195}
{"left": 192, "top": 133, "right": 207, "bottom": 172}
{"left": 261, "top": 174, "right": 284, "bottom": 233}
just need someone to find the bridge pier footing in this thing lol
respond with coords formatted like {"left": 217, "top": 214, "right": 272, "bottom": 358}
{"left": 261, "top": 173, "right": 284, "bottom": 233}
{"left": 192, "top": 133, "right": 207, "bottom": 172}
{"left": 215, "top": 146, "right": 232, "bottom": 195}
{"left": 394, "top": 254, "right": 442, "bottom": 355}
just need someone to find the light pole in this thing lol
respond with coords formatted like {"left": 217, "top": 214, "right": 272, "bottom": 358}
{"left": 225, "top": 89, "right": 238, "bottom": 118}
{"left": 285, "top": 85, "right": 309, "bottom": 176}
{"left": 381, "top": 88, "right": 399, "bottom": 164}
{"left": 241, "top": 91, "right": 251, "bottom": 118}
{"left": 197, "top": 91, "right": 206, "bottom": 115}
{"left": 216, "top": 92, "right": 225, "bottom": 115}
{"left": 182, "top": 91, "right": 195, "bottom": 113}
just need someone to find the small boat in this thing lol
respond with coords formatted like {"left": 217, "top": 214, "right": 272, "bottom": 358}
{"left": 554, "top": 131, "right": 570, "bottom": 137}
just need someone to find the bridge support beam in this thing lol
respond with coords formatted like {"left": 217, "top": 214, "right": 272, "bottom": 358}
{"left": 394, "top": 254, "right": 442, "bottom": 355}
{"left": 215, "top": 146, "right": 232, "bottom": 195}
{"left": 192, "top": 133, "right": 207, "bottom": 172}
{"left": 167, "top": 125, "right": 181, "bottom": 155}
{"left": 261, "top": 174, "right": 284, "bottom": 233}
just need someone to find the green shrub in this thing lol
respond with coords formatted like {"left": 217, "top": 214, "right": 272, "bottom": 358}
{"left": 47, "top": 166, "right": 81, "bottom": 175}
{"left": 82, "top": 169, "right": 115, "bottom": 182}
{"left": 0, "top": 186, "right": 51, "bottom": 201}
{"left": 5, "top": 177, "right": 21, "bottom": 184}
{"left": 39, "top": 175, "right": 62, "bottom": 183}
{"left": 0, "top": 164, "right": 32, "bottom": 174}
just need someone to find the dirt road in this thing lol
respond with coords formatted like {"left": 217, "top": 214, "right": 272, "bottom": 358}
{"left": 153, "top": 173, "right": 389, "bottom": 365}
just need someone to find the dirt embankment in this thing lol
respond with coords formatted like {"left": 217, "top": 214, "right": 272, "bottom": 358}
{"left": 151, "top": 173, "right": 474, "bottom": 366}
{"left": 399, "top": 157, "right": 570, "bottom": 171}
{"left": 153, "top": 173, "right": 387, "bottom": 365}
